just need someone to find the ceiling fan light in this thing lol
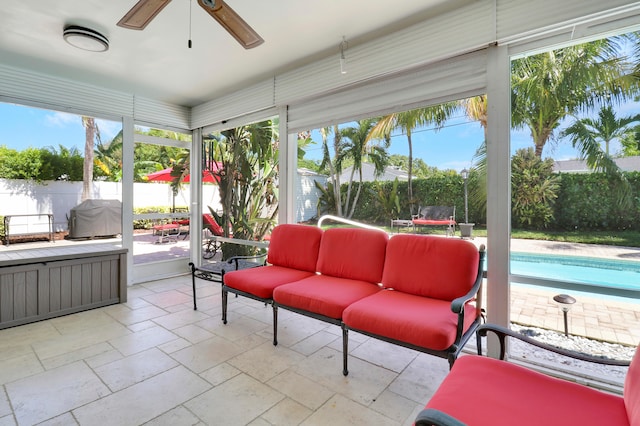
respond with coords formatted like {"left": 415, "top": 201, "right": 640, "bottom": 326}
{"left": 63, "top": 25, "right": 109, "bottom": 52}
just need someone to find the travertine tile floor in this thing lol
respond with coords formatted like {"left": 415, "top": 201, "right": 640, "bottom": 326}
{"left": 0, "top": 274, "right": 449, "bottom": 426}
{"left": 2, "top": 235, "right": 639, "bottom": 425}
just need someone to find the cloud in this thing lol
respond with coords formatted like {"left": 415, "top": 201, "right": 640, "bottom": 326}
{"left": 43, "top": 112, "right": 122, "bottom": 141}
{"left": 96, "top": 119, "right": 122, "bottom": 140}
{"left": 44, "top": 111, "right": 77, "bottom": 127}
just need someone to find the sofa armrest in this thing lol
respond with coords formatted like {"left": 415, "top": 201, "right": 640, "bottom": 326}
{"left": 477, "top": 323, "right": 631, "bottom": 366}
{"left": 414, "top": 408, "right": 467, "bottom": 426}
{"left": 222, "top": 253, "right": 267, "bottom": 273}
{"left": 450, "top": 244, "right": 486, "bottom": 314}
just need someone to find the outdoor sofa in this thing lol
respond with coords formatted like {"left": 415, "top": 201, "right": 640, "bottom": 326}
{"left": 415, "top": 323, "right": 638, "bottom": 426}
{"left": 220, "top": 223, "right": 486, "bottom": 375}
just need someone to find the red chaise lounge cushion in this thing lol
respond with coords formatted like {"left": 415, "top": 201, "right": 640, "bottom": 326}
{"left": 423, "top": 354, "right": 630, "bottom": 426}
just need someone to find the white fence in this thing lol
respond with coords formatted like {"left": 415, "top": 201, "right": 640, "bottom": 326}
{"left": 1, "top": 172, "right": 326, "bottom": 232}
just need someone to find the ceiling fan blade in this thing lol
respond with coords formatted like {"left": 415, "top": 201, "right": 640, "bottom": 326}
{"left": 117, "top": 0, "right": 172, "bottom": 30}
{"left": 197, "top": 0, "right": 264, "bottom": 49}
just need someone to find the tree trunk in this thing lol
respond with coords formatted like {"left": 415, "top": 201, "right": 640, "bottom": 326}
{"left": 81, "top": 117, "right": 97, "bottom": 201}
{"left": 407, "top": 133, "right": 414, "bottom": 215}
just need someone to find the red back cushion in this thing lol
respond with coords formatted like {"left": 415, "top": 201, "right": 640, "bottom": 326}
{"left": 625, "top": 344, "right": 640, "bottom": 424}
{"left": 382, "top": 235, "right": 480, "bottom": 300}
{"left": 267, "top": 224, "right": 323, "bottom": 272}
{"left": 316, "top": 227, "right": 388, "bottom": 283}
{"left": 203, "top": 214, "right": 224, "bottom": 236}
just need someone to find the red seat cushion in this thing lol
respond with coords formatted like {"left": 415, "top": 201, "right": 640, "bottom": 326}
{"left": 316, "top": 228, "right": 388, "bottom": 283}
{"left": 223, "top": 266, "right": 315, "bottom": 300}
{"left": 273, "top": 275, "right": 381, "bottom": 319}
{"left": 625, "top": 345, "right": 640, "bottom": 424}
{"left": 267, "top": 224, "right": 323, "bottom": 272}
{"left": 412, "top": 219, "right": 455, "bottom": 226}
{"left": 153, "top": 223, "right": 179, "bottom": 231}
{"left": 342, "top": 290, "right": 477, "bottom": 350}
{"left": 425, "top": 355, "right": 629, "bottom": 426}
{"left": 203, "top": 214, "right": 224, "bottom": 236}
{"left": 382, "top": 235, "right": 479, "bottom": 301}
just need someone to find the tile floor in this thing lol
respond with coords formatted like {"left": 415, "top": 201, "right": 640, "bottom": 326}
{"left": 2, "top": 235, "right": 639, "bottom": 425}
{"left": 0, "top": 274, "right": 450, "bottom": 426}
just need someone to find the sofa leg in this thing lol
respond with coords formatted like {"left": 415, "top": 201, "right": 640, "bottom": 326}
{"left": 447, "top": 353, "right": 456, "bottom": 369}
{"left": 189, "top": 263, "right": 198, "bottom": 310}
{"left": 342, "top": 326, "right": 349, "bottom": 376}
{"left": 221, "top": 289, "right": 228, "bottom": 324}
{"left": 273, "top": 304, "right": 278, "bottom": 346}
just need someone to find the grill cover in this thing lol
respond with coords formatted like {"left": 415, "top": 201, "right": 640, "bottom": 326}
{"left": 68, "top": 199, "right": 122, "bottom": 239}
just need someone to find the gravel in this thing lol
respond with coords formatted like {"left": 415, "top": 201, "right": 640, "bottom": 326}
{"left": 507, "top": 324, "right": 635, "bottom": 381}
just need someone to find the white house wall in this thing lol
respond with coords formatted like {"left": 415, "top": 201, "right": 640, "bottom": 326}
{"left": 0, "top": 179, "right": 221, "bottom": 232}
{"left": 295, "top": 173, "right": 327, "bottom": 223}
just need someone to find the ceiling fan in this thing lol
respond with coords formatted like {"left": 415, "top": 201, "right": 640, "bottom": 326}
{"left": 117, "top": 0, "right": 264, "bottom": 49}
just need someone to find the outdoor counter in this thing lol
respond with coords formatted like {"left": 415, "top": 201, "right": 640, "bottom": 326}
{"left": 0, "top": 244, "right": 127, "bottom": 329}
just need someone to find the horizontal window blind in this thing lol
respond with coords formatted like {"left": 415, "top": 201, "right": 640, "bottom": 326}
{"left": 0, "top": 64, "right": 133, "bottom": 119}
{"left": 276, "top": 1, "right": 494, "bottom": 108}
{"left": 288, "top": 50, "right": 487, "bottom": 133}
{"left": 191, "top": 78, "right": 275, "bottom": 129}
{"left": 497, "top": 0, "right": 640, "bottom": 55}
{"left": 0, "top": 64, "right": 191, "bottom": 129}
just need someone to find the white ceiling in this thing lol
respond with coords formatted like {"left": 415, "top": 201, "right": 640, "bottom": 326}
{"left": 0, "top": 0, "right": 473, "bottom": 107}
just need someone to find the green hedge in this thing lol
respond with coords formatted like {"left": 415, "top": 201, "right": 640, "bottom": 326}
{"left": 133, "top": 206, "right": 189, "bottom": 230}
{"left": 553, "top": 172, "right": 640, "bottom": 231}
{"left": 342, "top": 171, "right": 640, "bottom": 231}
{"left": 346, "top": 174, "right": 469, "bottom": 225}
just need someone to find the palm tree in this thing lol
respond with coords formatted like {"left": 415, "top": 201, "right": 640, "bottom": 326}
{"left": 95, "top": 130, "right": 123, "bottom": 181}
{"left": 339, "top": 119, "right": 386, "bottom": 218}
{"left": 203, "top": 119, "right": 279, "bottom": 256}
{"left": 81, "top": 117, "right": 100, "bottom": 200}
{"left": 511, "top": 38, "right": 634, "bottom": 158}
{"left": 461, "top": 95, "right": 488, "bottom": 219}
{"left": 561, "top": 105, "right": 640, "bottom": 164}
{"left": 319, "top": 125, "right": 345, "bottom": 216}
{"left": 370, "top": 103, "right": 458, "bottom": 214}
{"left": 560, "top": 106, "right": 639, "bottom": 209}
{"left": 340, "top": 119, "right": 389, "bottom": 218}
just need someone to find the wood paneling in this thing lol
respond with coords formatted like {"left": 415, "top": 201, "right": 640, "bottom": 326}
{"left": 0, "top": 246, "right": 127, "bottom": 329}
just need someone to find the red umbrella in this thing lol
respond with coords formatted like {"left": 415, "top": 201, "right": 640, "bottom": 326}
{"left": 145, "top": 162, "right": 222, "bottom": 183}
{"left": 145, "top": 163, "right": 222, "bottom": 212}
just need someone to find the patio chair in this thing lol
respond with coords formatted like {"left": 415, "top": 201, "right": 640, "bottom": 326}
{"left": 415, "top": 323, "right": 638, "bottom": 426}
{"left": 202, "top": 213, "right": 224, "bottom": 259}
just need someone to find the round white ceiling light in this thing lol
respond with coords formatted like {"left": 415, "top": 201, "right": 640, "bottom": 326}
{"left": 63, "top": 25, "right": 109, "bottom": 52}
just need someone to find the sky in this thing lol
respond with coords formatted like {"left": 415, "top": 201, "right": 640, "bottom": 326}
{"left": 1, "top": 98, "right": 639, "bottom": 172}
{"left": 0, "top": 102, "right": 122, "bottom": 153}
{"left": 304, "top": 96, "right": 640, "bottom": 172}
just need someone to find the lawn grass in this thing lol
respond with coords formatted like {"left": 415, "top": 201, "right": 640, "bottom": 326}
{"left": 456, "top": 227, "right": 640, "bottom": 247}
{"left": 319, "top": 219, "right": 640, "bottom": 248}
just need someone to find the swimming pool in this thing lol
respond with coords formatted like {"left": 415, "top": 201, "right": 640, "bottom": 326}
{"left": 510, "top": 252, "right": 640, "bottom": 293}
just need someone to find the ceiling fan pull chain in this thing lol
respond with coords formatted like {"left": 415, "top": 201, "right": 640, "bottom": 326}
{"left": 188, "top": 0, "right": 193, "bottom": 48}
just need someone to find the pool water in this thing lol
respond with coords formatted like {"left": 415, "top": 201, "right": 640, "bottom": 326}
{"left": 510, "top": 252, "right": 640, "bottom": 292}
